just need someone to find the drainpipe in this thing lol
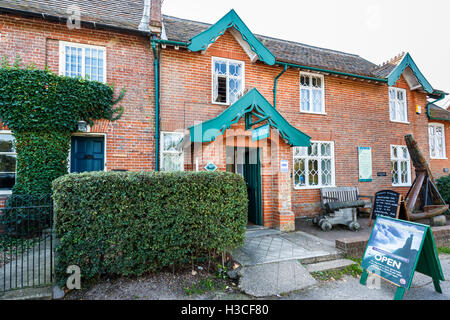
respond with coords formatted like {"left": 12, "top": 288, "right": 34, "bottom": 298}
{"left": 427, "top": 93, "right": 448, "bottom": 121}
{"left": 152, "top": 40, "right": 161, "bottom": 171}
{"left": 273, "top": 64, "right": 287, "bottom": 109}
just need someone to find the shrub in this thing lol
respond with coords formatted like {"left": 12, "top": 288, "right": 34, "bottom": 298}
{"left": 436, "top": 175, "right": 450, "bottom": 205}
{"left": 52, "top": 171, "right": 248, "bottom": 285}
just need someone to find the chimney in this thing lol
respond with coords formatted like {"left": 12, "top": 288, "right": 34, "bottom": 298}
{"left": 150, "top": 0, "right": 162, "bottom": 34}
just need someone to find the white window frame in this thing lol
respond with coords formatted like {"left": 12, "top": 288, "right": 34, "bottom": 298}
{"left": 211, "top": 57, "right": 245, "bottom": 106}
{"left": 389, "top": 87, "right": 409, "bottom": 124}
{"left": 299, "top": 71, "right": 326, "bottom": 115}
{"left": 59, "top": 41, "right": 107, "bottom": 83}
{"left": 429, "top": 123, "right": 447, "bottom": 160}
{"left": 391, "top": 145, "right": 412, "bottom": 187}
{"left": 160, "top": 132, "right": 185, "bottom": 172}
{"left": 293, "top": 141, "right": 336, "bottom": 190}
{"left": 0, "top": 130, "right": 16, "bottom": 195}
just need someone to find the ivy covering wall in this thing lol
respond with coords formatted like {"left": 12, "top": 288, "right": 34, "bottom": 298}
{"left": 0, "top": 58, "right": 124, "bottom": 195}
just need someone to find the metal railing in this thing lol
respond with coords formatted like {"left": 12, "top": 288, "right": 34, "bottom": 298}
{"left": 0, "top": 194, "right": 53, "bottom": 293}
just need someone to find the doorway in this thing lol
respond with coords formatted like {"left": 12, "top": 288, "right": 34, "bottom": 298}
{"left": 226, "top": 147, "right": 262, "bottom": 226}
{"left": 70, "top": 136, "right": 105, "bottom": 173}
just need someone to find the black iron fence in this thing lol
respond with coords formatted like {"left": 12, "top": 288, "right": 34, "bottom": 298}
{"left": 0, "top": 194, "right": 54, "bottom": 293}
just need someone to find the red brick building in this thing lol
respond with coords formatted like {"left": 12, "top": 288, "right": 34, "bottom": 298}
{"left": 0, "top": 0, "right": 448, "bottom": 231}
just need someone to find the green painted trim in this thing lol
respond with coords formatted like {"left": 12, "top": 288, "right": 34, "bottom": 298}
{"left": 189, "top": 88, "right": 311, "bottom": 147}
{"left": 387, "top": 53, "right": 433, "bottom": 93}
{"left": 153, "top": 39, "right": 189, "bottom": 47}
{"left": 188, "top": 10, "right": 276, "bottom": 66}
{"left": 273, "top": 64, "right": 287, "bottom": 109}
{"left": 276, "top": 61, "right": 387, "bottom": 83}
{"left": 427, "top": 93, "right": 449, "bottom": 122}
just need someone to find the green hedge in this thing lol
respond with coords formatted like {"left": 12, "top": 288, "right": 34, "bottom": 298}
{"left": 436, "top": 175, "right": 450, "bottom": 205}
{"left": 53, "top": 171, "right": 248, "bottom": 285}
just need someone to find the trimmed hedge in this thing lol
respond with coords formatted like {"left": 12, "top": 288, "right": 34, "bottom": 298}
{"left": 53, "top": 171, "right": 248, "bottom": 285}
{"left": 436, "top": 175, "right": 450, "bottom": 205}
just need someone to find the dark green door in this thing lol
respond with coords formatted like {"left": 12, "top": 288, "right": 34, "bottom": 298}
{"left": 71, "top": 136, "right": 105, "bottom": 173}
{"left": 243, "top": 148, "right": 262, "bottom": 226}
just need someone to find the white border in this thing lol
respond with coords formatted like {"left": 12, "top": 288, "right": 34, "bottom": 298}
{"left": 389, "top": 87, "right": 409, "bottom": 124}
{"left": 160, "top": 131, "right": 185, "bottom": 172}
{"left": 293, "top": 141, "right": 336, "bottom": 190}
{"left": 429, "top": 122, "right": 447, "bottom": 160}
{"left": 211, "top": 56, "right": 245, "bottom": 106}
{"left": 59, "top": 41, "right": 107, "bottom": 83}
{"left": 390, "top": 145, "right": 412, "bottom": 187}
{"left": 0, "top": 130, "right": 15, "bottom": 196}
{"left": 299, "top": 71, "right": 326, "bottom": 115}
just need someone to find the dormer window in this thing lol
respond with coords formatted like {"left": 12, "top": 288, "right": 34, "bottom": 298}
{"left": 212, "top": 57, "right": 245, "bottom": 105}
{"left": 389, "top": 87, "right": 408, "bottom": 123}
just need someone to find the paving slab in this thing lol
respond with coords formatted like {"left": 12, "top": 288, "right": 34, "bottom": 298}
{"left": 232, "top": 230, "right": 343, "bottom": 267}
{"left": 238, "top": 260, "right": 317, "bottom": 298}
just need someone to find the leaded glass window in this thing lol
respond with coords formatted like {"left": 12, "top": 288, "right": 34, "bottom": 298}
{"left": 293, "top": 142, "right": 335, "bottom": 189}
{"left": 429, "top": 123, "right": 446, "bottom": 159}
{"left": 212, "top": 58, "right": 244, "bottom": 105}
{"left": 389, "top": 87, "right": 408, "bottom": 123}
{"left": 391, "top": 145, "right": 411, "bottom": 186}
{"left": 300, "top": 72, "right": 325, "bottom": 114}
{"left": 0, "top": 132, "right": 16, "bottom": 193}
{"left": 161, "top": 132, "right": 184, "bottom": 172}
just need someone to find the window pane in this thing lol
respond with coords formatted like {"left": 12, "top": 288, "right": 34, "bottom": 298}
{"left": 229, "top": 78, "right": 242, "bottom": 104}
{"left": 163, "top": 133, "right": 183, "bottom": 152}
{"left": 321, "top": 143, "right": 331, "bottom": 156}
{"left": 215, "top": 61, "right": 227, "bottom": 75}
{"left": 0, "top": 173, "right": 15, "bottom": 190}
{"left": 321, "top": 159, "right": 332, "bottom": 186}
{"left": 162, "top": 154, "right": 183, "bottom": 172}
{"left": 301, "top": 75, "right": 310, "bottom": 87}
{"left": 0, "top": 154, "right": 16, "bottom": 172}
{"left": 215, "top": 76, "right": 227, "bottom": 103}
{"left": 294, "top": 158, "right": 306, "bottom": 187}
{"left": 392, "top": 161, "right": 399, "bottom": 185}
{"left": 312, "top": 89, "right": 322, "bottom": 113}
{"left": 308, "top": 159, "right": 319, "bottom": 186}
{"left": 400, "top": 161, "right": 408, "bottom": 184}
{"left": 229, "top": 63, "right": 242, "bottom": 77}
{"left": 0, "top": 134, "right": 14, "bottom": 153}
{"left": 308, "top": 143, "right": 318, "bottom": 157}
{"left": 301, "top": 89, "right": 310, "bottom": 111}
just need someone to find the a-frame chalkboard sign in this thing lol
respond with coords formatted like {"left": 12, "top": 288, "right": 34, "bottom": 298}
{"left": 369, "top": 190, "right": 409, "bottom": 226}
{"left": 360, "top": 217, "right": 445, "bottom": 300}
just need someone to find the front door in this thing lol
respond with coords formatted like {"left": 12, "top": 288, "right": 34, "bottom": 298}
{"left": 71, "top": 136, "right": 105, "bottom": 173}
{"left": 227, "top": 147, "right": 262, "bottom": 226}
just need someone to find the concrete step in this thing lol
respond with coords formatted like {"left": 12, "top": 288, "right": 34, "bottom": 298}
{"left": 238, "top": 260, "right": 317, "bottom": 298}
{"left": 0, "top": 286, "right": 53, "bottom": 300}
{"left": 304, "top": 259, "right": 357, "bottom": 274}
{"left": 298, "top": 251, "right": 345, "bottom": 265}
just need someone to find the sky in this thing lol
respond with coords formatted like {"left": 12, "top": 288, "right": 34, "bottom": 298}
{"left": 161, "top": 0, "right": 450, "bottom": 107}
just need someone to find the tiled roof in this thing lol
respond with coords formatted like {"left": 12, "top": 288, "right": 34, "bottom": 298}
{"left": 0, "top": 0, "right": 430, "bottom": 81}
{"left": 0, "top": 0, "right": 146, "bottom": 31}
{"left": 163, "top": 15, "right": 379, "bottom": 77}
{"left": 429, "top": 104, "right": 450, "bottom": 121}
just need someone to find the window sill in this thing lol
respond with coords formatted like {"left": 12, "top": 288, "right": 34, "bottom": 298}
{"left": 390, "top": 120, "right": 410, "bottom": 125}
{"left": 430, "top": 157, "right": 448, "bottom": 160}
{"left": 0, "top": 191, "right": 12, "bottom": 196}
{"left": 294, "top": 185, "right": 335, "bottom": 191}
{"left": 392, "top": 184, "right": 412, "bottom": 188}
{"left": 300, "top": 111, "right": 327, "bottom": 116}
{"left": 212, "top": 102, "right": 231, "bottom": 107}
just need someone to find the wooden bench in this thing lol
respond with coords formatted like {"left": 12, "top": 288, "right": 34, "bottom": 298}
{"left": 313, "top": 187, "right": 373, "bottom": 232}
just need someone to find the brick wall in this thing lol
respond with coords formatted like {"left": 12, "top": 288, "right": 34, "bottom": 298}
{"left": 159, "top": 30, "right": 431, "bottom": 219}
{"left": 0, "top": 13, "right": 156, "bottom": 173}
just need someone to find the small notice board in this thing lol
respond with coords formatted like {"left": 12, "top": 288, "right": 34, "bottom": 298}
{"left": 358, "top": 147, "right": 373, "bottom": 182}
{"left": 360, "top": 216, "right": 445, "bottom": 300}
{"left": 369, "top": 190, "right": 409, "bottom": 226}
